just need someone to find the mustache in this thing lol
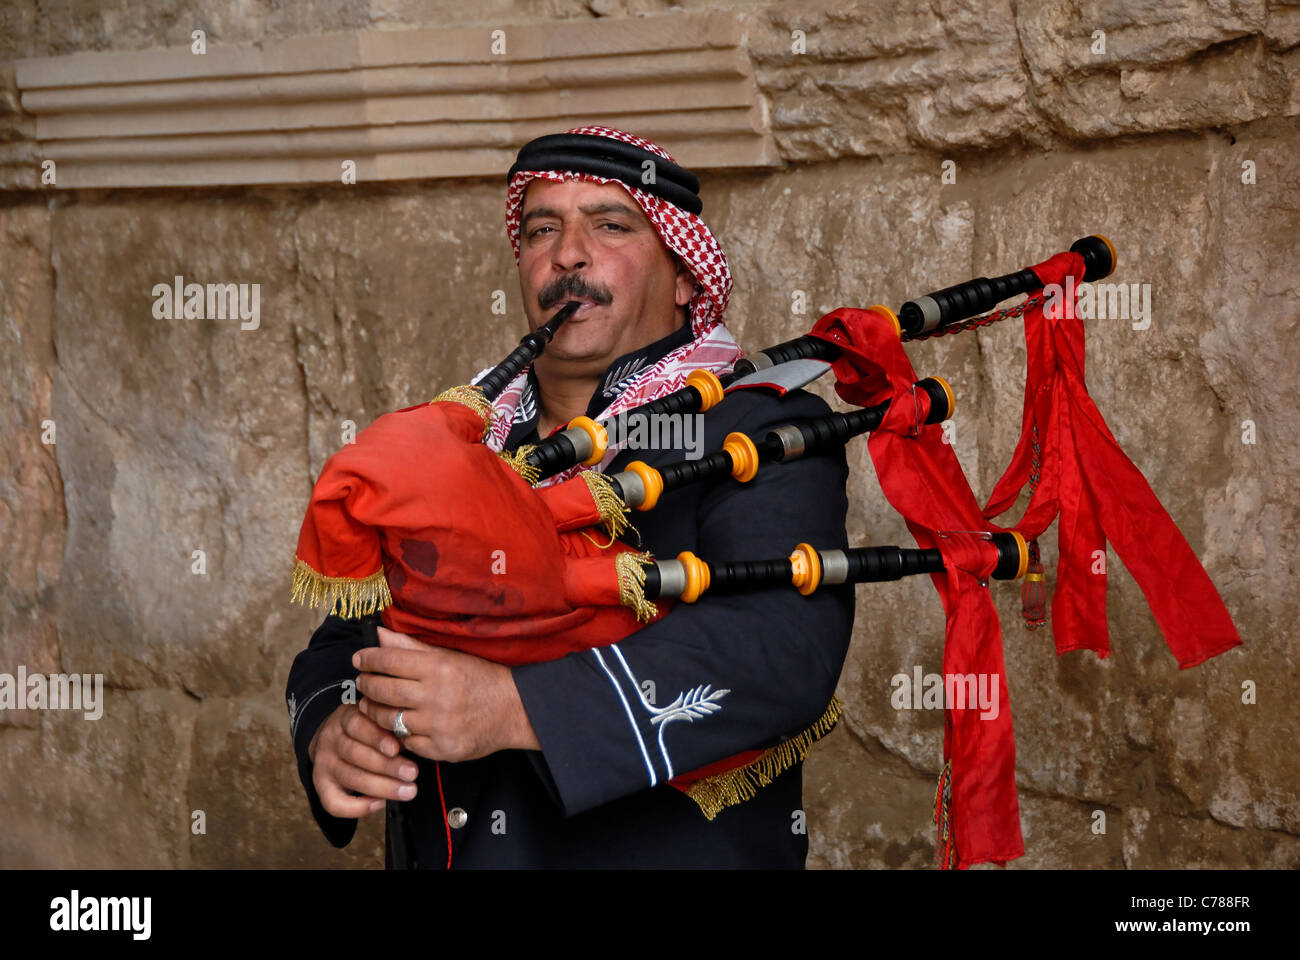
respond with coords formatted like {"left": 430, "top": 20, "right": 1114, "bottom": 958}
{"left": 538, "top": 273, "right": 613, "bottom": 311}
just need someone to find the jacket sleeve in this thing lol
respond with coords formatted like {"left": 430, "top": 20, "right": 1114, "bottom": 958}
{"left": 510, "top": 388, "right": 856, "bottom": 816}
{"left": 285, "top": 613, "right": 379, "bottom": 848}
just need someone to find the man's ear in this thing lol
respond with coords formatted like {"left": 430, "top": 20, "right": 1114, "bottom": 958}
{"left": 673, "top": 255, "right": 696, "bottom": 308}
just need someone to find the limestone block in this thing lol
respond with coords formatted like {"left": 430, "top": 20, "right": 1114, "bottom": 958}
{"left": 0, "top": 202, "right": 60, "bottom": 729}
{"left": 188, "top": 692, "right": 383, "bottom": 867}
{"left": 22, "top": 689, "right": 197, "bottom": 867}
{"left": 1017, "top": 0, "right": 1267, "bottom": 80}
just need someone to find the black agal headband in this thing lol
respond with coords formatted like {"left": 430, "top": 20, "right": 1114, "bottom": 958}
{"left": 507, "top": 133, "right": 703, "bottom": 215}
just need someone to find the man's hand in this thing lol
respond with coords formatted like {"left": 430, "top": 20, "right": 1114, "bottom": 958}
{"left": 308, "top": 703, "right": 419, "bottom": 818}
{"left": 353, "top": 627, "right": 541, "bottom": 762}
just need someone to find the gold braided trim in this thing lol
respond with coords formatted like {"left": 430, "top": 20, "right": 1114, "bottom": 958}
{"left": 685, "top": 696, "right": 844, "bottom": 821}
{"left": 290, "top": 558, "right": 393, "bottom": 618}
{"left": 582, "top": 469, "right": 632, "bottom": 541}
{"left": 498, "top": 443, "right": 541, "bottom": 485}
{"left": 430, "top": 384, "right": 494, "bottom": 437}
{"left": 933, "top": 758, "right": 957, "bottom": 869}
{"left": 614, "top": 550, "right": 658, "bottom": 624}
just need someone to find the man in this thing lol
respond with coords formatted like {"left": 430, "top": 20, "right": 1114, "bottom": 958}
{"left": 286, "top": 126, "right": 855, "bottom": 868}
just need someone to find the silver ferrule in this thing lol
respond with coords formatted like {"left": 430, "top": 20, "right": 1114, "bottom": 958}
{"left": 771, "top": 423, "right": 807, "bottom": 460}
{"left": 820, "top": 549, "right": 849, "bottom": 585}
{"left": 654, "top": 559, "right": 687, "bottom": 599}
{"left": 911, "top": 294, "right": 943, "bottom": 333}
{"left": 609, "top": 471, "right": 645, "bottom": 509}
{"left": 562, "top": 426, "right": 593, "bottom": 464}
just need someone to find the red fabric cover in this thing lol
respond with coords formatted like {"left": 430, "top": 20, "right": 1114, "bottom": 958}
{"left": 809, "top": 306, "right": 1023, "bottom": 868}
{"left": 981, "top": 252, "right": 1242, "bottom": 667}
{"left": 294, "top": 400, "right": 654, "bottom": 667}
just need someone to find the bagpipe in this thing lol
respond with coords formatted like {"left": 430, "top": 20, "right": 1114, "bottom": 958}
{"left": 289, "top": 234, "right": 1240, "bottom": 868}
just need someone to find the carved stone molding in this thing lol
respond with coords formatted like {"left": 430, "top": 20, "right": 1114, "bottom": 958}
{"left": 4, "top": 12, "right": 778, "bottom": 190}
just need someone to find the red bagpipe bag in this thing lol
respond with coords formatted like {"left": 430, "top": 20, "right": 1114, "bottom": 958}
{"left": 810, "top": 257, "right": 1241, "bottom": 867}
{"left": 290, "top": 386, "right": 807, "bottom": 813}
{"left": 291, "top": 387, "right": 657, "bottom": 665}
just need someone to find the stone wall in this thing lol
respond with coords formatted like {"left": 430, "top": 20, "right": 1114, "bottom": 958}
{"left": 1, "top": 0, "right": 1297, "bottom": 868}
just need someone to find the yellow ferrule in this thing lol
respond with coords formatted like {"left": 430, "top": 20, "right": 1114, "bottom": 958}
{"left": 625, "top": 460, "right": 664, "bottom": 512}
{"left": 567, "top": 415, "right": 609, "bottom": 466}
{"left": 723, "top": 432, "right": 760, "bottom": 483}
{"left": 870, "top": 304, "right": 902, "bottom": 339}
{"left": 677, "top": 551, "right": 712, "bottom": 603}
{"left": 789, "top": 543, "right": 823, "bottom": 596}
{"left": 686, "top": 369, "right": 725, "bottom": 412}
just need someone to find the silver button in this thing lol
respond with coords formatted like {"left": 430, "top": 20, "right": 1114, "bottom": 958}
{"left": 447, "top": 807, "right": 468, "bottom": 829}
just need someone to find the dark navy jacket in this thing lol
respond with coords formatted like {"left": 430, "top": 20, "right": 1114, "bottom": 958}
{"left": 285, "top": 322, "right": 855, "bottom": 868}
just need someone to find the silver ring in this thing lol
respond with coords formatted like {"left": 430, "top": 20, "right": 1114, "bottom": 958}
{"left": 392, "top": 710, "right": 411, "bottom": 739}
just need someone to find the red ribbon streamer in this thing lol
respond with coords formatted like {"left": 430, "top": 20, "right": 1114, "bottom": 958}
{"left": 982, "top": 252, "right": 1242, "bottom": 667}
{"left": 811, "top": 308, "right": 1024, "bottom": 868}
{"left": 808, "top": 247, "right": 1243, "bottom": 868}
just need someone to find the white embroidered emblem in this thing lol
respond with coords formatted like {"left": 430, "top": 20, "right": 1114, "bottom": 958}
{"left": 599, "top": 644, "right": 733, "bottom": 782}
{"left": 644, "top": 683, "right": 730, "bottom": 779}
{"left": 601, "top": 357, "right": 648, "bottom": 398}
{"left": 647, "top": 684, "right": 730, "bottom": 727}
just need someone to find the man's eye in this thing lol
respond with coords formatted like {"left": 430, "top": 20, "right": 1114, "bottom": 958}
{"left": 600, "top": 223, "right": 630, "bottom": 232}
{"left": 527, "top": 225, "right": 555, "bottom": 238}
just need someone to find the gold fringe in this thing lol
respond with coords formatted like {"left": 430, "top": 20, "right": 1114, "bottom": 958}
{"left": 579, "top": 528, "right": 619, "bottom": 550}
{"left": 614, "top": 550, "right": 658, "bottom": 623}
{"left": 498, "top": 443, "right": 541, "bottom": 486}
{"left": 684, "top": 696, "right": 844, "bottom": 820}
{"left": 582, "top": 469, "right": 634, "bottom": 542}
{"left": 290, "top": 558, "right": 393, "bottom": 618}
{"left": 431, "top": 384, "right": 494, "bottom": 438}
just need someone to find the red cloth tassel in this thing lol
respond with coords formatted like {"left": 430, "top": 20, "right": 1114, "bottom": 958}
{"left": 1021, "top": 539, "right": 1047, "bottom": 629}
{"left": 811, "top": 308, "right": 1024, "bottom": 869}
{"left": 982, "top": 252, "right": 1242, "bottom": 667}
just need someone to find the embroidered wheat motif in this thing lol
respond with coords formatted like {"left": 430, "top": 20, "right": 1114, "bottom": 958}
{"left": 648, "top": 684, "right": 730, "bottom": 726}
{"left": 601, "top": 357, "right": 648, "bottom": 398}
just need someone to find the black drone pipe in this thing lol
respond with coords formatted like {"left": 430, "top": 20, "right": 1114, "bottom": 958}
{"left": 602, "top": 377, "right": 954, "bottom": 511}
{"left": 641, "top": 534, "right": 1027, "bottom": 602}
{"left": 476, "top": 300, "right": 581, "bottom": 401}
{"left": 897, "top": 235, "right": 1116, "bottom": 336}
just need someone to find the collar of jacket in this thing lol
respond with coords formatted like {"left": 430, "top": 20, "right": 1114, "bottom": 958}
{"left": 504, "top": 319, "right": 694, "bottom": 450}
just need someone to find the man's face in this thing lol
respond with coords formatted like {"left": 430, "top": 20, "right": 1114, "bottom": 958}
{"left": 517, "top": 178, "right": 696, "bottom": 377}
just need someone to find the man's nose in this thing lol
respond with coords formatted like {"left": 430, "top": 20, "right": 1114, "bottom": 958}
{"left": 551, "top": 225, "right": 592, "bottom": 272}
